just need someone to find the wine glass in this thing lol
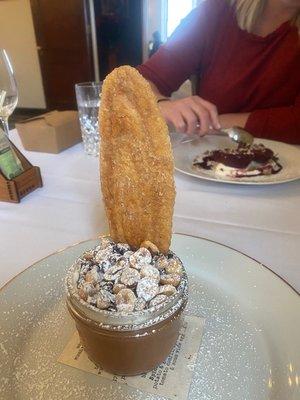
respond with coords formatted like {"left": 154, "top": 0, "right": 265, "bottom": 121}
{"left": 0, "top": 49, "right": 18, "bottom": 137}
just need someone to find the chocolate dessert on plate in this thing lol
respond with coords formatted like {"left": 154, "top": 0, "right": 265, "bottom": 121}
{"left": 193, "top": 143, "right": 282, "bottom": 178}
{"left": 66, "top": 237, "right": 188, "bottom": 376}
{"left": 66, "top": 66, "right": 188, "bottom": 376}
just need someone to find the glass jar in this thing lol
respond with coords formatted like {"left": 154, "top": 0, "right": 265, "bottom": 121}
{"left": 66, "top": 262, "right": 188, "bottom": 376}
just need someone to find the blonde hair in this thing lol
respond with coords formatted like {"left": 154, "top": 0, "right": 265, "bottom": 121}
{"left": 228, "top": 0, "right": 300, "bottom": 34}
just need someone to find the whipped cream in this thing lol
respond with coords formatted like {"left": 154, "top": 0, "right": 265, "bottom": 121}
{"left": 214, "top": 160, "right": 280, "bottom": 178}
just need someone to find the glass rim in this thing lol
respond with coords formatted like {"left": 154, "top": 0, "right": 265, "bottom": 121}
{"left": 75, "top": 81, "right": 102, "bottom": 88}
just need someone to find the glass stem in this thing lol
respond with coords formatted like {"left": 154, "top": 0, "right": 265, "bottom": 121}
{"left": 0, "top": 117, "right": 10, "bottom": 138}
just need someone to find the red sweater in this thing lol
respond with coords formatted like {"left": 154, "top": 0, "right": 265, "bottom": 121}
{"left": 137, "top": 0, "right": 300, "bottom": 144}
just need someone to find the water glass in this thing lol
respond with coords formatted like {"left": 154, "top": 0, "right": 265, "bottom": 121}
{"left": 75, "top": 82, "right": 101, "bottom": 156}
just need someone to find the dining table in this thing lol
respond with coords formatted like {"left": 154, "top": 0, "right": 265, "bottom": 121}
{"left": 0, "top": 129, "right": 299, "bottom": 294}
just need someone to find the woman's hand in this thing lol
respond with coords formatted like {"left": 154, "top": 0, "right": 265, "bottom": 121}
{"left": 158, "top": 96, "right": 220, "bottom": 135}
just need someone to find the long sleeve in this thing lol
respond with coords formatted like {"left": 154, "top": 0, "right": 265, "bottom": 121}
{"left": 138, "top": 0, "right": 300, "bottom": 145}
{"left": 245, "top": 94, "right": 300, "bottom": 144}
{"left": 137, "top": 1, "right": 224, "bottom": 97}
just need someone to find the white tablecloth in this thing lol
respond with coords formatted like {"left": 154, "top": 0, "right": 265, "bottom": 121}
{"left": 1, "top": 130, "right": 299, "bottom": 292}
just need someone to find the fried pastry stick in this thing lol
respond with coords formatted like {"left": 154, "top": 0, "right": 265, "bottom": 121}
{"left": 99, "top": 66, "right": 175, "bottom": 253}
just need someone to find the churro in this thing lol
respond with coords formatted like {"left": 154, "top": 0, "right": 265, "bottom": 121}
{"left": 99, "top": 66, "right": 175, "bottom": 253}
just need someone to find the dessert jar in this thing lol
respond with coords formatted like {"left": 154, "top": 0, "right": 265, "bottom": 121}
{"left": 66, "top": 262, "right": 188, "bottom": 376}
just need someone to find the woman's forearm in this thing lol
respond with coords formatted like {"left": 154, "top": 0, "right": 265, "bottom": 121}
{"left": 219, "top": 113, "right": 250, "bottom": 129}
{"left": 221, "top": 105, "right": 300, "bottom": 145}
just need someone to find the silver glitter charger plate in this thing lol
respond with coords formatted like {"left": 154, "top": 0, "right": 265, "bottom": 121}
{"left": 1, "top": 234, "right": 299, "bottom": 400}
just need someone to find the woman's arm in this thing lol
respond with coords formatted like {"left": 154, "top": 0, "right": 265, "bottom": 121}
{"left": 219, "top": 95, "right": 300, "bottom": 145}
{"left": 219, "top": 113, "right": 250, "bottom": 130}
{"left": 152, "top": 79, "right": 300, "bottom": 143}
{"left": 244, "top": 98, "right": 300, "bottom": 144}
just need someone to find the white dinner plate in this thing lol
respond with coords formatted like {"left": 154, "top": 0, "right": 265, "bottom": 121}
{"left": 171, "top": 134, "right": 300, "bottom": 185}
{"left": 1, "top": 234, "right": 299, "bottom": 400}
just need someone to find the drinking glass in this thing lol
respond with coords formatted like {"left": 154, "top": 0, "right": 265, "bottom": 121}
{"left": 75, "top": 82, "right": 101, "bottom": 156}
{"left": 0, "top": 49, "right": 18, "bottom": 137}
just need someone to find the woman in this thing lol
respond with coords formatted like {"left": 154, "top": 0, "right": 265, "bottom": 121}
{"left": 137, "top": 0, "right": 300, "bottom": 144}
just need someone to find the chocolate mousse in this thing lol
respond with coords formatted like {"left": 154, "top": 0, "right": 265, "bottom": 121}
{"left": 66, "top": 236, "right": 188, "bottom": 375}
{"left": 193, "top": 143, "right": 282, "bottom": 178}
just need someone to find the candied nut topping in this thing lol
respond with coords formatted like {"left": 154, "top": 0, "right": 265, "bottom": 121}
{"left": 115, "top": 257, "right": 130, "bottom": 268}
{"left": 115, "top": 243, "right": 131, "bottom": 254}
{"left": 165, "top": 259, "right": 183, "bottom": 276}
{"left": 123, "top": 250, "right": 134, "bottom": 259}
{"left": 159, "top": 284, "right": 177, "bottom": 296}
{"left": 103, "top": 264, "right": 123, "bottom": 281}
{"left": 85, "top": 271, "right": 94, "bottom": 283}
{"left": 80, "top": 282, "right": 97, "bottom": 297}
{"left": 99, "top": 281, "right": 114, "bottom": 292}
{"left": 99, "top": 259, "right": 111, "bottom": 273}
{"left": 140, "top": 264, "right": 160, "bottom": 283}
{"left": 95, "top": 247, "right": 113, "bottom": 263}
{"left": 140, "top": 240, "right": 159, "bottom": 255}
{"left": 160, "top": 274, "right": 181, "bottom": 287}
{"left": 95, "top": 237, "right": 113, "bottom": 251}
{"left": 96, "top": 289, "right": 115, "bottom": 310}
{"left": 109, "top": 253, "right": 123, "bottom": 265}
{"left": 73, "top": 237, "right": 185, "bottom": 313}
{"left": 120, "top": 267, "right": 140, "bottom": 287}
{"left": 129, "top": 247, "right": 152, "bottom": 269}
{"left": 113, "top": 283, "right": 126, "bottom": 294}
{"left": 85, "top": 266, "right": 102, "bottom": 283}
{"left": 115, "top": 289, "right": 136, "bottom": 312}
{"left": 136, "top": 278, "right": 159, "bottom": 302}
{"left": 155, "top": 255, "right": 169, "bottom": 270}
